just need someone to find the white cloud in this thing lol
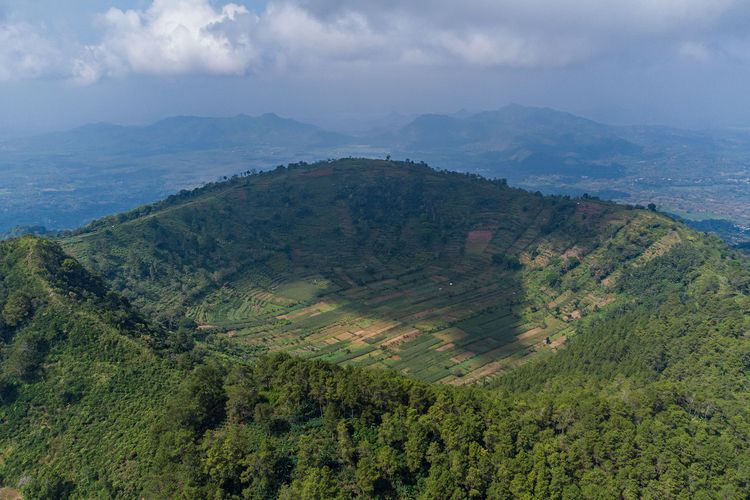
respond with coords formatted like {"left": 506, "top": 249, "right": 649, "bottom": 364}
{"left": 0, "top": 22, "right": 64, "bottom": 81}
{"left": 2, "top": 0, "right": 750, "bottom": 84}
{"left": 259, "top": 3, "right": 388, "bottom": 66}
{"left": 429, "top": 30, "right": 591, "bottom": 69}
{"left": 73, "top": 0, "right": 259, "bottom": 83}
{"left": 251, "top": 1, "right": 595, "bottom": 70}
{"left": 679, "top": 41, "right": 712, "bottom": 62}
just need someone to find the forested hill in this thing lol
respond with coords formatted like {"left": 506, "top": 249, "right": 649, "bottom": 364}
{"left": 0, "top": 237, "right": 185, "bottom": 497}
{"left": 64, "top": 159, "right": 718, "bottom": 385}
{"left": 1, "top": 236, "right": 748, "bottom": 498}
{"left": 0, "top": 161, "right": 748, "bottom": 497}
{"left": 115, "top": 187, "right": 750, "bottom": 497}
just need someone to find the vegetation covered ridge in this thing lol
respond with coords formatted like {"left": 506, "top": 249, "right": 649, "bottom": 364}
{"left": 146, "top": 217, "right": 750, "bottom": 498}
{"left": 0, "top": 236, "right": 188, "bottom": 497}
{"left": 0, "top": 158, "right": 747, "bottom": 497}
{"left": 64, "top": 158, "right": 712, "bottom": 385}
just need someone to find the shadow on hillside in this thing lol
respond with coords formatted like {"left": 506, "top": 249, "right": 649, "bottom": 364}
{"left": 202, "top": 259, "right": 532, "bottom": 385}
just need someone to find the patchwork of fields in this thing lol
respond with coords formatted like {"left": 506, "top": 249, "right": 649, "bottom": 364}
{"left": 190, "top": 262, "right": 571, "bottom": 385}
{"left": 184, "top": 208, "right": 635, "bottom": 385}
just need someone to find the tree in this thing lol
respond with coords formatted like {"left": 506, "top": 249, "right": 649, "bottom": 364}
{"left": 170, "top": 363, "right": 227, "bottom": 434}
{"left": 492, "top": 253, "right": 522, "bottom": 270}
{"left": 278, "top": 467, "right": 339, "bottom": 500}
{"left": 6, "top": 334, "right": 47, "bottom": 380}
{"left": 224, "top": 366, "right": 261, "bottom": 424}
{"left": 2, "top": 292, "right": 32, "bottom": 327}
{"left": 337, "top": 420, "right": 356, "bottom": 465}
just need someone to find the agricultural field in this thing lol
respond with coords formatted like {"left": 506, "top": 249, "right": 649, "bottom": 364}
{"left": 188, "top": 254, "right": 574, "bottom": 385}
{"left": 185, "top": 214, "right": 671, "bottom": 385}
{"left": 63, "top": 159, "right": 686, "bottom": 384}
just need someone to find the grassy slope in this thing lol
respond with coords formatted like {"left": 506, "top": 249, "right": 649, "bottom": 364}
{"left": 63, "top": 159, "right": 694, "bottom": 384}
{"left": 0, "top": 237, "right": 179, "bottom": 497}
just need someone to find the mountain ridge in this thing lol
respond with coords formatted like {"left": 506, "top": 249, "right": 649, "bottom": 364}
{"left": 0, "top": 236, "right": 184, "bottom": 496}
{"left": 0, "top": 159, "right": 748, "bottom": 496}
{"left": 62, "top": 159, "right": 708, "bottom": 385}
{"left": 8, "top": 113, "right": 351, "bottom": 156}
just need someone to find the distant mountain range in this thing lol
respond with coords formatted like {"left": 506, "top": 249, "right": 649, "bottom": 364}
{"left": 391, "top": 104, "right": 636, "bottom": 152}
{"left": 0, "top": 113, "right": 362, "bottom": 233}
{"left": 382, "top": 105, "right": 642, "bottom": 181}
{"left": 1, "top": 104, "right": 750, "bottom": 239}
{"left": 7, "top": 113, "right": 350, "bottom": 156}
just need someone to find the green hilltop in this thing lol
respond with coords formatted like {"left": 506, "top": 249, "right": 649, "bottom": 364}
{"left": 0, "top": 159, "right": 747, "bottom": 497}
{"left": 65, "top": 159, "right": 705, "bottom": 385}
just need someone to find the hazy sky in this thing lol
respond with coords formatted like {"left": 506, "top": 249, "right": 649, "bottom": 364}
{"left": 2, "top": 0, "right": 750, "bottom": 134}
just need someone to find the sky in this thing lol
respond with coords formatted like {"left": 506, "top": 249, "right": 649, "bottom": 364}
{"left": 2, "top": 0, "right": 750, "bottom": 134}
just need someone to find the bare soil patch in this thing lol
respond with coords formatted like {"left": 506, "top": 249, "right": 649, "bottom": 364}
{"left": 436, "top": 342, "right": 455, "bottom": 352}
{"left": 450, "top": 351, "right": 476, "bottom": 364}
{"left": 0, "top": 488, "right": 22, "bottom": 500}
{"left": 382, "top": 329, "right": 422, "bottom": 349}
{"left": 302, "top": 166, "right": 334, "bottom": 177}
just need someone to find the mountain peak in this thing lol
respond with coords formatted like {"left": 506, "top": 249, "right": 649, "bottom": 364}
{"left": 258, "top": 112, "right": 283, "bottom": 120}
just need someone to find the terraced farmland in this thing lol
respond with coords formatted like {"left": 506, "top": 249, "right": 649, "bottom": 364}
{"left": 182, "top": 244, "right": 617, "bottom": 384}
{"left": 63, "top": 159, "right": 685, "bottom": 384}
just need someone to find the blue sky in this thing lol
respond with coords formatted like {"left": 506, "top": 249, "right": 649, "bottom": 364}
{"left": 2, "top": 0, "right": 750, "bottom": 134}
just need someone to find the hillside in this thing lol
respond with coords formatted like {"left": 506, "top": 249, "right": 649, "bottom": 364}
{"left": 0, "top": 237, "right": 183, "bottom": 497}
{"left": 150, "top": 264, "right": 750, "bottom": 498}
{"left": 110, "top": 159, "right": 748, "bottom": 497}
{"left": 0, "top": 161, "right": 748, "bottom": 497}
{"left": 65, "top": 159, "right": 700, "bottom": 385}
{"left": 0, "top": 232, "right": 747, "bottom": 497}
